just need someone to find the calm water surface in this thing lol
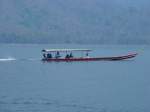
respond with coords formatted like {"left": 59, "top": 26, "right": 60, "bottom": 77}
{"left": 0, "top": 44, "right": 149, "bottom": 112}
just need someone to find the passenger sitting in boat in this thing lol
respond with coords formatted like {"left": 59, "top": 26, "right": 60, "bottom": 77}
{"left": 55, "top": 51, "right": 61, "bottom": 58}
{"left": 65, "top": 54, "right": 70, "bottom": 58}
{"left": 47, "top": 53, "right": 52, "bottom": 58}
{"left": 86, "top": 52, "right": 90, "bottom": 58}
{"left": 69, "top": 52, "right": 73, "bottom": 58}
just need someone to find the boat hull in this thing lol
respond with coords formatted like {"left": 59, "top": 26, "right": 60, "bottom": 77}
{"left": 42, "top": 53, "right": 137, "bottom": 62}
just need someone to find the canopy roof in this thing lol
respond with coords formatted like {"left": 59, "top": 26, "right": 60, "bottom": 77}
{"left": 42, "top": 49, "right": 92, "bottom": 52}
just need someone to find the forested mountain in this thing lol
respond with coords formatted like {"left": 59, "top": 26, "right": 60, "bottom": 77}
{"left": 0, "top": 0, "right": 150, "bottom": 44}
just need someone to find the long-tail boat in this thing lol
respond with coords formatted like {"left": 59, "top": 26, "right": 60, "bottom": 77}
{"left": 42, "top": 49, "right": 137, "bottom": 62}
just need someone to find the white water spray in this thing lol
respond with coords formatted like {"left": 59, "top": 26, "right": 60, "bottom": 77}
{"left": 0, "top": 57, "right": 16, "bottom": 62}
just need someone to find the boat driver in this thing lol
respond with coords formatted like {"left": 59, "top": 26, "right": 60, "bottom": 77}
{"left": 43, "top": 53, "right": 46, "bottom": 58}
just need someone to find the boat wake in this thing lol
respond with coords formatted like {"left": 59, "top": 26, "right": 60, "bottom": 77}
{"left": 0, "top": 57, "right": 41, "bottom": 62}
{"left": 26, "top": 58, "right": 41, "bottom": 61}
{"left": 0, "top": 57, "right": 16, "bottom": 62}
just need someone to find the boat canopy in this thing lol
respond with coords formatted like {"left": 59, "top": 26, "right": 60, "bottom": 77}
{"left": 42, "top": 49, "right": 92, "bottom": 53}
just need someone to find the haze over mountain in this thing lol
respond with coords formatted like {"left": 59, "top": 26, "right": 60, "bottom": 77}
{"left": 0, "top": 0, "right": 150, "bottom": 44}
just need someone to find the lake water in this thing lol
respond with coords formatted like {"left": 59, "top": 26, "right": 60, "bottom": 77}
{"left": 0, "top": 44, "right": 149, "bottom": 112}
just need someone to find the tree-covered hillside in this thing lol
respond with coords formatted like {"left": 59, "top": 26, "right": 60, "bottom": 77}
{"left": 0, "top": 0, "right": 150, "bottom": 44}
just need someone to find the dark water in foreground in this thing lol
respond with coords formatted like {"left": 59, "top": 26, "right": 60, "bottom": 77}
{"left": 0, "top": 44, "right": 149, "bottom": 112}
